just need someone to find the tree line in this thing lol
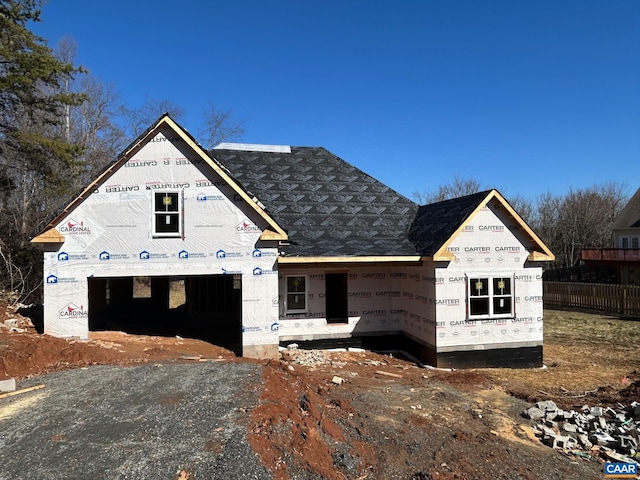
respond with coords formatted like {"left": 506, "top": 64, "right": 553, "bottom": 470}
{"left": 0, "top": 0, "right": 631, "bottom": 304}
{"left": 0, "top": 0, "right": 244, "bottom": 303}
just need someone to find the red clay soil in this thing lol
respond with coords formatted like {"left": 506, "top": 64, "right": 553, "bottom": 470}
{"left": 0, "top": 306, "right": 613, "bottom": 480}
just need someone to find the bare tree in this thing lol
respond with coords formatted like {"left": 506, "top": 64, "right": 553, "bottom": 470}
{"left": 414, "top": 176, "right": 483, "bottom": 204}
{"left": 52, "top": 38, "right": 129, "bottom": 192}
{"left": 507, "top": 194, "right": 535, "bottom": 225}
{"left": 67, "top": 75, "right": 127, "bottom": 187}
{"left": 197, "top": 104, "right": 245, "bottom": 149}
{"left": 531, "top": 183, "right": 629, "bottom": 268}
{"left": 118, "top": 98, "right": 186, "bottom": 139}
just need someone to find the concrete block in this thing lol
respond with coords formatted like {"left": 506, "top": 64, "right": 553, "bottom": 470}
{"left": 537, "top": 400, "right": 558, "bottom": 413}
{"left": 590, "top": 431, "right": 616, "bottom": 447}
{"left": 618, "top": 435, "right": 638, "bottom": 454}
{"left": 542, "top": 435, "right": 556, "bottom": 447}
{"left": 0, "top": 378, "right": 16, "bottom": 392}
{"left": 525, "top": 407, "right": 546, "bottom": 421}
{"left": 552, "top": 435, "right": 578, "bottom": 450}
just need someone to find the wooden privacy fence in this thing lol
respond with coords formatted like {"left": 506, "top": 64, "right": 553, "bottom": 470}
{"left": 543, "top": 282, "right": 640, "bottom": 317}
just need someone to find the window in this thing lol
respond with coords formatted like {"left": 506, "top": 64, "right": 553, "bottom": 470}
{"left": 619, "top": 236, "right": 640, "bottom": 249}
{"left": 468, "top": 276, "right": 513, "bottom": 318}
{"left": 286, "top": 276, "right": 307, "bottom": 313}
{"left": 153, "top": 191, "right": 182, "bottom": 237}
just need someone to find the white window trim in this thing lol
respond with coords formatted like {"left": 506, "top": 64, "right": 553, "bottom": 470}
{"left": 152, "top": 189, "right": 183, "bottom": 238}
{"left": 467, "top": 275, "right": 514, "bottom": 319}
{"left": 619, "top": 235, "right": 640, "bottom": 249}
{"left": 285, "top": 275, "right": 308, "bottom": 314}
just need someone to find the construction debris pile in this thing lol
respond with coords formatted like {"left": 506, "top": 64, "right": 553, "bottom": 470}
{"left": 280, "top": 345, "right": 392, "bottom": 369}
{"left": 523, "top": 399, "right": 640, "bottom": 464}
{"left": 0, "top": 316, "right": 34, "bottom": 334}
{"left": 280, "top": 346, "right": 333, "bottom": 367}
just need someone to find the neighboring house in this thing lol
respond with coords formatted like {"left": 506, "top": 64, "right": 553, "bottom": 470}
{"left": 32, "top": 114, "right": 554, "bottom": 368}
{"left": 581, "top": 188, "right": 640, "bottom": 284}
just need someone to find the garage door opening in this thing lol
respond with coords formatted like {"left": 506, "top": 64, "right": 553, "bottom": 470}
{"left": 88, "top": 274, "right": 242, "bottom": 354}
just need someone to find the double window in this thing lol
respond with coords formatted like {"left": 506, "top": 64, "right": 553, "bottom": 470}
{"left": 286, "top": 275, "right": 307, "bottom": 314}
{"left": 153, "top": 191, "right": 182, "bottom": 237}
{"left": 468, "top": 276, "right": 513, "bottom": 318}
{"left": 620, "top": 236, "right": 639, "bottom": 249}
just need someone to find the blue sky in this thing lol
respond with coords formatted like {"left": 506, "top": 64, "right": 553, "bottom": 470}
{"left": 32, "top": 1, "right": 640, "bottom": 202}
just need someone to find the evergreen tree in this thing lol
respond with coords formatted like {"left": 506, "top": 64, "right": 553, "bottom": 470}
{"left": 0, "top": 0, "right": 85, "bottom": 301}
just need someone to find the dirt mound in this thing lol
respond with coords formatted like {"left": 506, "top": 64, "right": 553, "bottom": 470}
{"left": 0, "top": 307, "right": 235, "bottom": 380}
{"left": 3, "top": 304, "right": 635, "bottom": 479}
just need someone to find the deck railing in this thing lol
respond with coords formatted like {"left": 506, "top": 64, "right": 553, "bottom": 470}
{"left": 581, "top": 248, "right": 640, "bottom": 262}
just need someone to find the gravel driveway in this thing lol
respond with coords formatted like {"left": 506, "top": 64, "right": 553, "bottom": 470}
{"left": 0, "top": 362, "right": 270, "bottom": 480}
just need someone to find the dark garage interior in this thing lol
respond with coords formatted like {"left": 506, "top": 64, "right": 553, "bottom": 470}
{"left": 88, "top": 274, "right": 242, "bottom": 354}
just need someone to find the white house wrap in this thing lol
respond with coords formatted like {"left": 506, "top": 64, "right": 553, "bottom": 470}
{"left": 33, "top": 114, "right": 554, "bottom": 368}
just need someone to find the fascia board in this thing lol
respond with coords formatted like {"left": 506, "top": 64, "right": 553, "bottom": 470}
{"left": 32, "top": 114, "right": 288, "bottom": 242}
{"left": 489, "top": 190, "right": 555, "bottom": 261}
{"left": 164, "top": 116, "right": 288, "bottom": 241}
{"left": 278, "top": 255, "right": 423, "bottom": 265}
{"left": 31, "top": 228, "right": 65, "bottom": 244}
{"left": 431, "top": 189, "right": 555, "bottom": 262}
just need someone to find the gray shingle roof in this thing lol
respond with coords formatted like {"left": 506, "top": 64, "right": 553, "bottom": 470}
{"left": 211, "top": 147, "right": 420, "bottom": 257}
{"left": 36, "top": 114, "right": 545, "bottom": 261}
{"left": 611, "top": 187, "right": 640, "bottom": 230}
{"left": 408, "top": 191, "right": 492, "bottom": 256}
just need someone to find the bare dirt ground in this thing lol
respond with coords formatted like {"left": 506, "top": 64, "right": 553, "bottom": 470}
{"left": 1, "top": 304, "right": 639, "bottom": 480}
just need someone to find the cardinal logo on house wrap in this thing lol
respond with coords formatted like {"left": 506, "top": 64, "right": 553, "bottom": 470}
{"left": 59, "top": 303, "right": 88, "bottom": 319}
{"left": 236, "top": 219, "right": 261, "bottom": 234}
{"left": 59, "top": 219, "right": 90, "bottom": 234}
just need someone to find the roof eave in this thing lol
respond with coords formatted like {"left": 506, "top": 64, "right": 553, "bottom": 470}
{"left": 31, "top": 228, "right": 65, "bottom": 244}
{"left": 432, "top": 189, "right": 555, "bottom": 261}
{"left": 278, "top": 255, "right": 423, "bottom": 265}
{"left": 32, "top": 114, "right": 289, "bottom": 242}
{"left": 527, "top": 251, "right": 556, "bottom": 262}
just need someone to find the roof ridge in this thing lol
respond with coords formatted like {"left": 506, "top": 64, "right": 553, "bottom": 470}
{"left": 214, "top": 142, "right": 291, "bottom": 153}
